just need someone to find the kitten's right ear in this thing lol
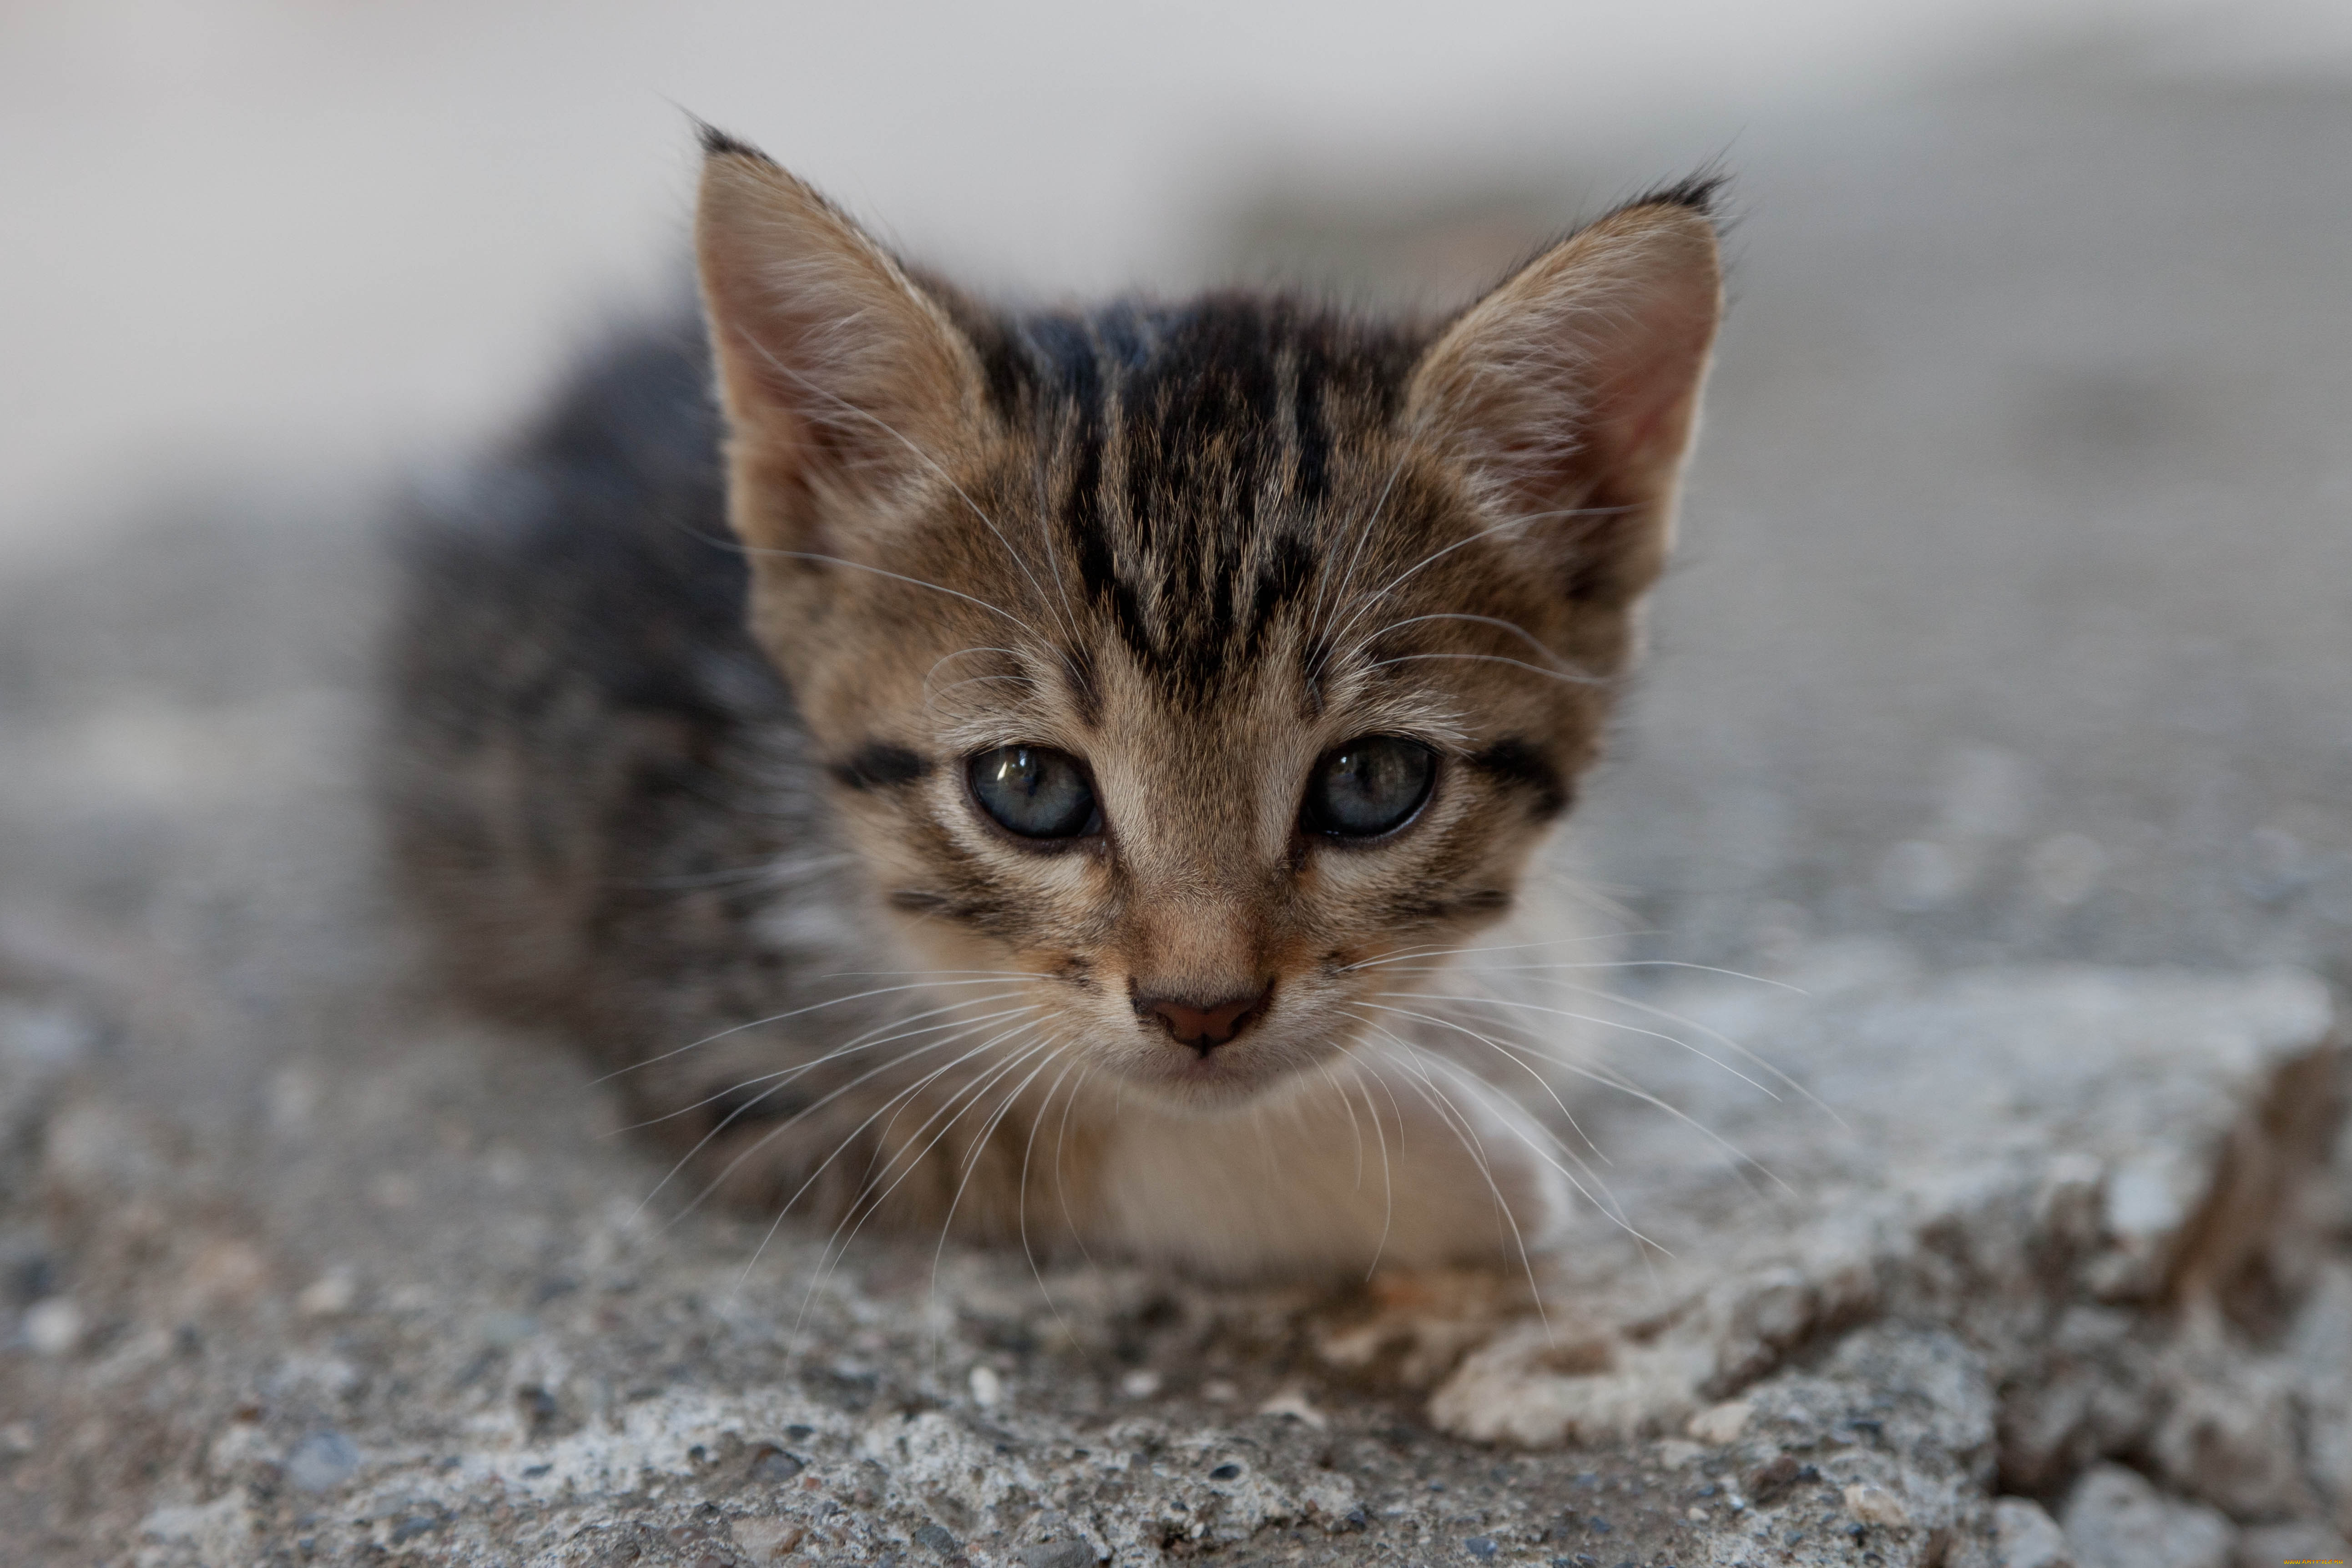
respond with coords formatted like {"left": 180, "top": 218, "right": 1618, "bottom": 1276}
{"left": 695, "top": 130, "right": 984, "bottom": 558}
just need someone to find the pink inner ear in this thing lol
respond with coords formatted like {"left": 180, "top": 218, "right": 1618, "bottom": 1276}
{"left": 1411, "top": 206, "right": 1722, "bottom": 516}
{"left": 1583, "top": 274, "right": 1723, "bottom": 480}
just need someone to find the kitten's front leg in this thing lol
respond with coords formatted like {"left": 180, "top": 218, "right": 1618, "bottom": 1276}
{"left": 1089, "top": 1058, "right": 1571, "bottom": 1281}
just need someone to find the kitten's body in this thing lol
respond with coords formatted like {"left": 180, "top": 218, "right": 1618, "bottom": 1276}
{"left": 385, "top": 139, "right": 1721, "bottom": 1280}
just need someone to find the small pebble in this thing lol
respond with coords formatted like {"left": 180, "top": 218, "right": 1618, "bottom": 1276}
{"left": 1744, "top": 1453, "right": 1806, "bottom": 1502}
{"left": 23, "top": 1298, "right": 81, "bottom": 1357}
{"left": 1256, "top": 1388, "right": 1327, "bottom": 1428}
{"left": 1842, "top": 1483, "right": 1909, "bottom": 1527}
{"left": 1016, "top": 1542, "right": 1092, "bottom": 1568}
{"left": 1464, "top": 1537, "right": 1499, "bottom": 1560}
{"left": 1686, "top": 1400, "right": 1753, "bottom": 1444}
{"left": 388, "top": 1513, "right": 440, "bottom": 1544}
{"left": 479, "top": 1311, "right": 537, "bottom": 1348}
{"left": 285, "top": 1430, "right": 360, "bottom": 1493}
{"left": 734, "top": 1520, "right": 806, "bottom": 1559}
{"left": 749, "top": 1446, "right": 803, "bottom": 1482}
{"left": 1119, "top": 1369, "right": 1161, "bottom": 1398}
{"left": 295, "top": 1271, "right": 356, "bottom": 1318}
{"left": 968, "top": 1365, "right": 1004, "bottom": 1408}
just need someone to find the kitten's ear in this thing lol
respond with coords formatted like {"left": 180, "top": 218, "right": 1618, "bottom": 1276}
{"left": 1407, "top": 187, "right": 1723, "bottom": 610}
{"left": 695, "top": 131, "right": 984, "bottom": 557}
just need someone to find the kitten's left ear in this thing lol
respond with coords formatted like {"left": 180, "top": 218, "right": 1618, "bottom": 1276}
{"left": 1407, "top": 185, "right": 1724, "bottom": 611}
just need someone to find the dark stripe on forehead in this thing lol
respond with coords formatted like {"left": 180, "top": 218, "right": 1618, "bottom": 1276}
{"left": 1289, "top": 350, "right": 1332, "bottom": 508}
{"left": 979, "top": 294, "right": 1428, "bottom": 692}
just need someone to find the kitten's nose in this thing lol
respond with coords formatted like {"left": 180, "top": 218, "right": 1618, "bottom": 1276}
{"left": 1132, "top": 981, "right": 1274, "bottom": 1055}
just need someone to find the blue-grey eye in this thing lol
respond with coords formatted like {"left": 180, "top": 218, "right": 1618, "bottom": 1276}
{"left": 1303, "top": 736, "right": 1436, "bottom": 838}
{"left": 968, "top": 746, "right": 1098, "bottom": 840}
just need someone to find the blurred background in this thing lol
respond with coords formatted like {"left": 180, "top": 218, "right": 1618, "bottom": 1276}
{"left": 3, "top": 0, "right": 2351, "bottom": 998}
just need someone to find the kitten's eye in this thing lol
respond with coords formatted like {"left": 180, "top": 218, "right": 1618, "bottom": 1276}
{"left": 1303, "top": 736, "right": 1436, "bottom": 838}
{"left": 967, "top": 746, "right": 1099, "bottom": 840}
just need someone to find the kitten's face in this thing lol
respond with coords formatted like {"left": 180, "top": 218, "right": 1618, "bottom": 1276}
{"left": 696, "top": 140, "right": 1720, "bottom": 1109}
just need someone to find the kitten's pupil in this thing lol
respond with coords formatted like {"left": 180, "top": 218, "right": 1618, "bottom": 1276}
{"left": 968, "top": 746, "right": 1097, "bottom": 840}
{"left": 1304, "top": 737, "right": 1436, "bottom": 838}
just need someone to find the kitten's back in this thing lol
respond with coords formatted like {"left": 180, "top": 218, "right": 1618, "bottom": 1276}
{"left": 380, "top": 321, "right": 808, "bottom": 1032}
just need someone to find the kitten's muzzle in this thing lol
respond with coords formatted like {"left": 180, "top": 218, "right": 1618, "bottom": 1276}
{"left": 1131, "top": 980, "right": 1274, "bottom": 1056}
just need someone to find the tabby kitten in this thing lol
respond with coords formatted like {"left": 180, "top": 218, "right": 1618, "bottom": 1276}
{"left": 384, "top": 129, "right": 1722, "bottom": 1281}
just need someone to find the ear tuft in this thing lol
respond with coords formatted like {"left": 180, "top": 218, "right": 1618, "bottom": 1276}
{"left": 1616, "top": 169, "right": 1728, "bottom": 221}
{"left": 693, "top": 119, "right": 775, "bottom": 165}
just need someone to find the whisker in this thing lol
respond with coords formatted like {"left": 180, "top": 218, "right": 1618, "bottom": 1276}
{"left": 1310, "top": 438, "right": 1418, "bottom": 669}
{"left": 1355, "top": 995, "right": 1607, "bottom": 1159}
{"left": 1338, "top": 931, "right": 1639, "bottom": 973}
{"left": 929, "top": 1036, "right": 1073, "bottom": 1307}
{"left": 1348, "top": 1004, "right": 1626, "bottom": 1218}
{"left": 1351, "top": 1013, "right": 1649, "bottom": 1250}
{"left": 1053, "top": 1062, "right": 1100, "bottom": 1272}
{"left": 1317, "top": 1060, "right": 1368, "bottom": 1193}
{"left": 679, "top": 1008, "right": 1043, "bottom": 1225}
{"left": 1373, "top": 954, "right": 1838, "bottom": 1124}
{"left": 1363, "top": 651, "right": 1601, "bottom": 687}
{"left": 740, "top": 546, "right": 1061, "bottom": 650}
{"left": 590, "top": 977, "right": 1037, "bottom": 1086}
{"left": 1321, "top": 503, "right": 1633, "bottom": 672}
{"left": 1357, "top": 999, "right": 1792, "bottom": 1200}
{"left": 730, "top": 324, "right": 1082, "bottom": 662}
{"left": 1419, "top": 957, "right": 1812, "bottom": 993}
{"left": 1348, "top": 1027, "right": 1555, "bottom": 1334}
{"left": 744, "top": 1017, "right": 1054, "bottom": 1306}
{"left": 1344, "top": 610, "right": 1579, "bottom": 671}
{"left": 636, "top": 1006, "right": 1040, "bottom": 1218}
{"left": 1378, "top": 989, "right": 1780, "bottom": 1100}
{"left": 813, "top": 968, "right": 1055, "bottom": 982}
{"left": 1017, "top": 1051, "right": 1088, "bottom": 1341}
{"left": 1501, "top": 973, "right": 1841, "bottom": 1125}
{"left": 794, "top": 1033, "right": 1060, "bottom": 1311}
{"left": 607, "top": 852, "right": 857, "bottom": 892}
{"left": 610, "top": 997, "right": 1033, "bottom": 1136}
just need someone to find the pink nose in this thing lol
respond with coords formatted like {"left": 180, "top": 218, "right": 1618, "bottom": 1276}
{"left": 1132, "top": 982, "right": 1273, "bottom": 1054}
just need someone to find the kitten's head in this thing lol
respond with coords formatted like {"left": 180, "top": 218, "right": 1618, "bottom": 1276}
{"left": 695, "top": 131, "right": 1721, "bottom": 1110}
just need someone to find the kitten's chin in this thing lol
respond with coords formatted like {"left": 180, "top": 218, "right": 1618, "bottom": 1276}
{"left": 1109, "top": 1047, "right": 1316, "bottom": 1115}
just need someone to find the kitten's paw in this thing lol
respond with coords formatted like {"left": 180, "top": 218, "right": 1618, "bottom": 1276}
{"left": 1310, "top": 1267, "right": 1533, "bottom": 1388}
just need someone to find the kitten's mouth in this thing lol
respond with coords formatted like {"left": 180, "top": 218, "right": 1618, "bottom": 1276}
{"left": 1115, "top": 1050, "right": 1292, "bottom": 1112}
{"left": 1111, "top": 1015, "right": 1340, "bottom": 1110}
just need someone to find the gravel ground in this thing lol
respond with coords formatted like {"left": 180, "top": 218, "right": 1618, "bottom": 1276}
{"left": 1, "top": 61, "right": 2349, "bottom": 1568}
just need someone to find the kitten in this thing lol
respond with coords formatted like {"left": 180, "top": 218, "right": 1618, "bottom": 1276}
{"left": 383, "top": 128, "right": 1722, "bottom": 1282}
